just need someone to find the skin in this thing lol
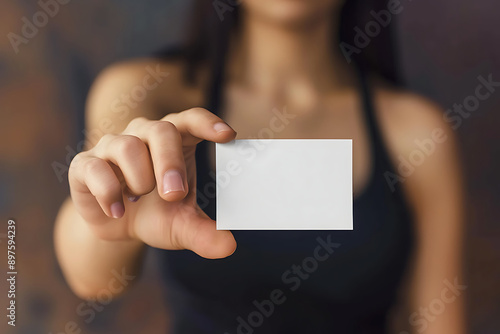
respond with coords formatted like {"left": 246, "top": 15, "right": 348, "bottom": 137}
{"left": 54, "top": 1, "right": 465, "bottom": 332}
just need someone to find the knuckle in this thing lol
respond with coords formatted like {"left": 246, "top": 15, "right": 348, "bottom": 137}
{"left": 114, "top": 135, "right": 145, "bottom": 156}
{"left": 169, "top": 223, "right": 183, "bottom": 250}
{"left": 161, "top": 111, "right": 178, "bottom": 122}
{"left": 96, "top": 134, "right": 115, "bottom": 148}
{"left": 149, "top": 120, "right": 177, "bottom": 136}
{"left": 126, "top": 116, "right": 148, "bottom": 132}
{"left": 186, "top": 107, "right": 209, "bottom": 117}
{"left": 83, "top": 157, "right": 106, "bottom": 177}
{"left": 170, "top": 218, "right": 200, "bottom": 251}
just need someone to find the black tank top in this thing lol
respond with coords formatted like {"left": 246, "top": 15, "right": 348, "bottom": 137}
{"left": 154, "top": 48, "right": 415, "bottom": 334}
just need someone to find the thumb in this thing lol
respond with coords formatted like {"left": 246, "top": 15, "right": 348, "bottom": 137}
{"left": 134, "top": 205, "right": 237, "bottom": 259}
{"left": 181, "top": 211, "right": 237, "bottom": 259}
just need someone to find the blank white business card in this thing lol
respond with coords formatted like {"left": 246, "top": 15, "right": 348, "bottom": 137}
{"left": 215, "top": 139, "right": 353, "bottom": 230}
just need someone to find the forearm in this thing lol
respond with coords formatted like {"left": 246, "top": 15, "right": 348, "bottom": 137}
{"left": 54, "top": 197, "right": 146, "bottom": 299}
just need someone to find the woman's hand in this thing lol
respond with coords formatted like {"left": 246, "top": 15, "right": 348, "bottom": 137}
{"left": 68, "top": 107, "right": 237, "bottom": 259}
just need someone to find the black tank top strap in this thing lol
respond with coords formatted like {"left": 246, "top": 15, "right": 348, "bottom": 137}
{"left": 205, "top": 60, "right": 225, "bottom": 115}
{"left": 356, "top": 68, "right": 397, "bottom": 177}
{"left": 356, "top": 68, "right": 412, "bottom": 217}
{"left": 194, "top": 43, "right": 228, "bottom": 220}
{"left": 204, "top": 47, "right": 228, "bottom": 116}
{"left": 152, "top": 44, "right": 185, "bottom": 59}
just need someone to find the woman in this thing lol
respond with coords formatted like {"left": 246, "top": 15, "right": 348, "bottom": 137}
{"left": 55, "top": 0, "right": 465, "bottom": 333}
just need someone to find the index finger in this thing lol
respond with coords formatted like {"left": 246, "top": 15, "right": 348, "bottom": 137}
{"left": 162, "top": 107, "right": 237, "bottom": 146}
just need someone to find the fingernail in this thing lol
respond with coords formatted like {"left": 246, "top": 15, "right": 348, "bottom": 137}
{"left": 213, "top": 122, "right": 232, "bottom": 133}
{"left": 127, "top": 195, "right": 141, "bottom": 202}
{"left": 163, "top": 170, "right": 185, "bottom": 194}
{"left": 110, "top": 202, "right": 125, "bottom": 219}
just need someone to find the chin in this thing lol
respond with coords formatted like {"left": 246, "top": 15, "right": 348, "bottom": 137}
{"left": 242, "top": 0, "right": 343, "bottom": 27}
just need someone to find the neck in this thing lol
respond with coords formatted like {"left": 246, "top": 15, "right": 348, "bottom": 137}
{"left": 229, "top": 9, "right": 354, "bottom": 101}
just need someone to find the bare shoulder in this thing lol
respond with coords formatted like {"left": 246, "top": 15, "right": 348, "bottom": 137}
{"left": 373, "top": 85, "right": 451, "bottom": 154}
{"left": 372, "top": 83, "right": 463, "bottom": 208}
{"left": 85, "top": 58, "right": 205, "bottom": 138}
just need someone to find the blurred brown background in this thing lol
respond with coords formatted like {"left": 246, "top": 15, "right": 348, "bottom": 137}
{"left": 0, "top": 0, "right": 498, "bottom": 333}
